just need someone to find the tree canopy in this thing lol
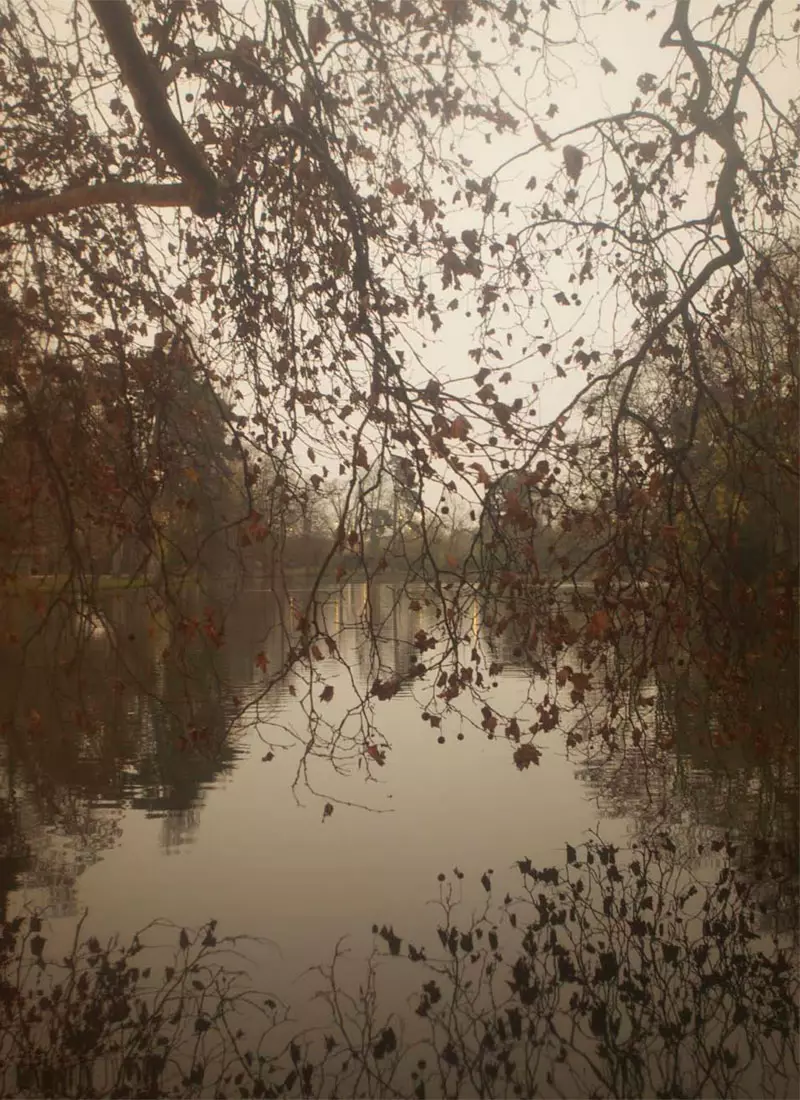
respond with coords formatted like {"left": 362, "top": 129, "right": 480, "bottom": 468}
{"left": 0, "top": 0, "right": 797, "bottom": 777}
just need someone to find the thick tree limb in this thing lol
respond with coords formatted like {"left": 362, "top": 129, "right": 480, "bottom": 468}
{"left": 607, "top": 0, "right": 776, "bottom": 481}
{"left": 0, "top": 182, "right": 192, "bottom": 229}
{"left": 88, "top": 0, "right": 222, "bottom": 216}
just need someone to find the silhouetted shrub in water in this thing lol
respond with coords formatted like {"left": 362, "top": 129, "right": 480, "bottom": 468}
{"left": 1, "top": 836, "right": 797, "bottom": 1098}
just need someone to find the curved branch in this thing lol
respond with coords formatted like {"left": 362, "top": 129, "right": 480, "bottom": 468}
{"left": 88, "top": 0, "right": 222, "bottom": 216}
{"left": 609, "top": 1, "right": 776, "bottom": 473}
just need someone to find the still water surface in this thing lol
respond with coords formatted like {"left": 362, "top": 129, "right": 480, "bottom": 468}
{"left": 2, "top": 586, "right": 621, "bottom": 961}
{"left": 1, "top": 581, "right": 796, "bottom": 1094}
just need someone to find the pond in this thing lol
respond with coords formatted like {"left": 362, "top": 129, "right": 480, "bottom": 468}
{"left": 0, "top": 581, "right": 797, "bottom": 1098}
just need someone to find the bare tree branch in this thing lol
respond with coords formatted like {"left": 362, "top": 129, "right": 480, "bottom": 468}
{"left": 88, "top": 0, "right": 222, "bottom": 216}
{"left": 0, "top": 181, "right": 192, "bottom": 229}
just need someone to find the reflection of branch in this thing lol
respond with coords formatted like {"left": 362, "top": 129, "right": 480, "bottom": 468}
{"left": 314, "top": 837, "right": 799, "bottom": 1099}
{"left": 88, "top": 0, "right": 222, "bottom": 216}
{"left": 0, "top": 182, "right": 191, "bottom": 229}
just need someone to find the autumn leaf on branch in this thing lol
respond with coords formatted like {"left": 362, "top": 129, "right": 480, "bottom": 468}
{"left": 308, "top": 9, "right": 332, "bottom": 53}
{"left": 365, "top": 744, "right": 386, "bottom": 766}
{"left": 513, "top": 743, "right": 541, "bottom": 770}
{"left": 533, "top": 122, "right": 553, "bottom": 148}
{"left": 563, "top": 145, "right": 586, "bottom": 184}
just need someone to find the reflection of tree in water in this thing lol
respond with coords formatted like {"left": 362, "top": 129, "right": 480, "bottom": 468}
{"left": 318, "top": 837, "right": 799, "bottom": 1100}
{"left": 467, "top": 586, "right": 798, "bottom": 937}
{"left": 2, "top": 579, "right": 401, "bottom": 908}
{"left": 0, "top": 770, "right": 124, "bottom": 920}
{"left": 350, "top": 582, "right": 427, "bottom": 687}
{"left": 573, "top": 667, "right": 798, "bottom": 937}
{"left": 0, "top": 709, "right": 127, "bottom": 919}
{"left": 2, "top": 836, "right": 795, "bottom": 1100}
{"left": 127, "top": 650, "right": 243, "bottom": 850}
{"left": 0, "top": 587, "right": 286, "bottom": 910}
{"left": 0, "top": 789, "right": 29, "bottom": 922}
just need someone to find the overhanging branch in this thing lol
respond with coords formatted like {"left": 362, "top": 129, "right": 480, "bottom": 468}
{"left": 0, "top": 182, "right": 192, "bottom": 229}
{"left": 88, "top": 0, "right": 222, "bottom": 216}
